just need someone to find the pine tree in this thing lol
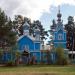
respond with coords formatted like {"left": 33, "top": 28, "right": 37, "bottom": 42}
{"left": 0, "top": 8, "right": 16, "bottom": 48}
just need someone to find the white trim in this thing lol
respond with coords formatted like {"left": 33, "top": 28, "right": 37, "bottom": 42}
{"left": 17, "top": 35, "right": 24, "bottom": 41}
{"left": 68, "top": 51, "right": 75, "bottom": 54}
{"left": 17, "top": 35, "right": 35, "bottom": 41}
{"left": 58, "top": 34, "right": 63, "bottom": 40}
{"left": 64, "top": 49, "right": 69, "bottom": 51}
{"left": 23, "top": 21, "right": 30, "bottom": 27}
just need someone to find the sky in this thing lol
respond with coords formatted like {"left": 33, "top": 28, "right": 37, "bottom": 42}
{"left": 0, "top": 0, "right": 75, "bottom": 43}
{"left": 0, "top": 0, "right": 75, "bottom": 29}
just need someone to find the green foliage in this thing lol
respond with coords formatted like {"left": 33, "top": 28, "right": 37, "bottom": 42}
{"left": 0, "top": 8, "right": 17, "bottom": 47}
{"left": 6, "top": 60, "right": 16, "bottom": 66}
{"left": 0, "top": 48, "right": 3, "bottom": 55}
{"left": 15, "top": 50, "right": 21, "bottom": 58}
{"left": 55, "top": 47, "right": 69, "bottom": 65}
{"left": 0, "top": 48, "right": 3, "bottom": 63}
{"left": 13, "top": 15, "right": 48, "bottom": 40}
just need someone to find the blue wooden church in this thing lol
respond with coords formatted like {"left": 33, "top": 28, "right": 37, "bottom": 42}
{"left": 53, "top": 9, "right": 66, "bottom": 49}
{"left": 50, "top": 8, "right": 67, "bottom": 63}
{"left": 1, "top": 8, "right": 68, "bottom": 64}
{"left": 17, "top": 21, "right": 41, "bottom": 63}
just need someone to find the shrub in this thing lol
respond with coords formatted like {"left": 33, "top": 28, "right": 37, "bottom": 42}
{"left": 6, "top": 60, "right": 16, "bottom": 66}
{"left": 63, "top": 58, "right": 69, "bottom": 65}
{"left": 55, "top": 47, "right": 69, "bottom": 65}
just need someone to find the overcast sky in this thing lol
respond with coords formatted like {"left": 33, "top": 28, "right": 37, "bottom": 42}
{"left": 0, "top": 0, "right": 75, "bottom": 43}
{"left": 0, "top": 0, "right": 75, "bottom": 29}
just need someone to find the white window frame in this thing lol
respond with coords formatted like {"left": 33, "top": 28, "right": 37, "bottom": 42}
{"left": 58, "top": 34, "right": 63, "bottom": 40}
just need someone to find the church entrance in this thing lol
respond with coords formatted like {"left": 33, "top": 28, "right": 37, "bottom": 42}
{"left": 21, "top": 50, "right": 29, "bottom": 64}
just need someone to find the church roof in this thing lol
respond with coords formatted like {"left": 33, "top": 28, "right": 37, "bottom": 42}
{"left": 35, "top": 28, "right": 40, "bottom": 32}
{"left": 17, "top": 35, "right": 35, "bottom": 42}
{"left": 34, "top": 25, "right": 40, "bottom": 31}
{"left": 23, "top": 21, "right": 30, "bottom": 27}
{"left": 57, "top": 6, "right": 62, "bottom": 22}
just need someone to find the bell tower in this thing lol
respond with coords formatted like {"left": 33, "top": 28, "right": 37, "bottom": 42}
{"left": 34, "top": 26, "right": 40, "bottom": 41}
{"left": 56, "top": 6, "right": 63, "bottom": 31}
{"left": 57, "top": 6, "right": 62, "bottom": 22}
{"left": 23, "top": 21, "right": 30, "bottom": 35}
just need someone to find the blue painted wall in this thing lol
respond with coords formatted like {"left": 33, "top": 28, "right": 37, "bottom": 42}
{"left": 17, "top": 35, "right": 41, "bottom": 63}
{"left": 35, "top": 42, "right": 40, "bottom": 51}
{"left": 54, "top": 30, "right": 66, "bottom": 48}
{"left": 18, "top": 36, "right": 34, "bottom": 51}
{"left": 18, "top": 36, "right": 40, "bottom": 51}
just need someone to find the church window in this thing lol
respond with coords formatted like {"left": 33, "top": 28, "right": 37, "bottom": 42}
{"left": 58, "top": 34, "right": 63, "bottom": 40}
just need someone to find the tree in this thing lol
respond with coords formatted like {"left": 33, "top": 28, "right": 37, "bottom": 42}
{"left": 55, "top": 47, "right": 68, "bottom": 65}
{"left": 13, "top": 15, "right": 32, "bottom": 36}
{"left": 0, "top": 48, "right": 3, "bottom": 63}
{"left": 13, "top": 15, "right": 24, "bottom": 36}
{"left": 33, "top": 20, "right": 48, "bottom": 39}
{"left": 13, "top": 16, "right": 48, "bottom": 43}
{"left": 0, "top": 8, "right": 16, "bottom": 48}
{"left": 65, "top": 16, "right": 75, "bottom": 60}
{"left": 46, "top": 50, "right": 50, "bottom": 64}
{"left": 32, "top": 20, "right": 48, "bottom": 49}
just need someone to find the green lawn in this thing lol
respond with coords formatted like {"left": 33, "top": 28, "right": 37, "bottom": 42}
{"left": 0, "top": 65, "right": 75, "bottom": 75}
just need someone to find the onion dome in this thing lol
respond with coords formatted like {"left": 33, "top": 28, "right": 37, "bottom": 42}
{"left": 57, "top": 6, "right": 62, "bottom": 22}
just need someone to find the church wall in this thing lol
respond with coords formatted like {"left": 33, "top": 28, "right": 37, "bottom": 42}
{"left": 64, "top": 32, "right": 66, "bottom": 41}
{"left": 18, "top": 36, "right": 34, "bottom": 51}
{"left": 54, "top": 42, "right": 66, "bottom": 48}
{"left": 34, "top": 42, "right": 40, "bottom": 51}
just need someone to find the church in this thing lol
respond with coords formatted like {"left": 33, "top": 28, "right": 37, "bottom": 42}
{"left": 14, "top": 8, "right": 68, "bottom": 64}
{"left": 50, "top": 8, "right": 66, "bottom": 49}
{"left": 53, "top": 9, "right": 66, "bottom": 49}
{"left": 50, "top": 8, "right": 68, "bottom": 63}
{"left": 0, "top": 8, "right": 70, "bottom": 64}
{"left": 17, "top": 21, "right": 41, "bottom": 63}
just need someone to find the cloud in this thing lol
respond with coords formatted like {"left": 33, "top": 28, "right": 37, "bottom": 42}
{"left": 0, "top": 0, "right": 75, "bottom": 20}
{"left": 13, "top": 0, "right": 53, "bottom": 20}
{"left": 53, "top": 0, "right": 75, "bottom": 6}
{"left": 0, "top": 0, "right": 21, "bottom": 18}
{"left": 0, "top": 0, "right": 53, "bottom": 20}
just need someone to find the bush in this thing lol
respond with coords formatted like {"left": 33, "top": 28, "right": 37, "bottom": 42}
{"left": 56, "top": 57, "right": 69, "bottom": 65}
{"left": 6, "top": 60, "right": 16, "bottom": 66}
{"left": 63, "top": 58, "right": 69, "bottom": 65}
{"left": 55, "top": 47, "right": 69, "bottom": 65}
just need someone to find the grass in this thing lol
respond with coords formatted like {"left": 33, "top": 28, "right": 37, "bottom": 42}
{"left": 0, "top": 65, "right": 75, "bottom": 75}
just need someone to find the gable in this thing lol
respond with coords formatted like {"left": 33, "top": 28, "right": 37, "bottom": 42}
{"left": 17, "top": 35, "right": 35, "bottom": 42}
{"left": 17, "top": 35, "right": 41, "bottom": 51}
{"left": 18, "top": 36, "right": 33, "bottom": 43}
{"left": 17, "top": 36, "right": 34, "bottom": 51}
{"left": 57, "top": 29, "right": 63, "bottom": 34}
{"left": 54, "top": 29, "right": 66, "bottom": 42}
{"left": 56, "top": 22, "right": 63, "bottom": 31}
